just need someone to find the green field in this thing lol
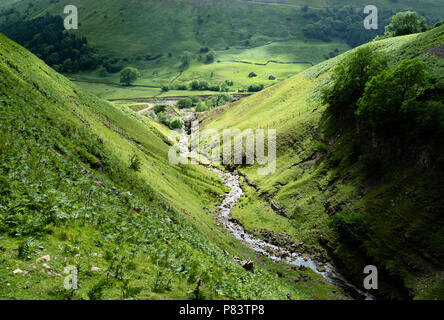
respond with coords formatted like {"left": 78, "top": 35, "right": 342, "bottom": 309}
{"left": 68, "top": 40, "right": 350, "bottom": 100}
{"left": 1, "top": 0, "right": 442, "bottom": 100}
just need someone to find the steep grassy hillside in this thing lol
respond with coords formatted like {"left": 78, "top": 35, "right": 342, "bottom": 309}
{"left": 0, "top": 33, "right": 348, "bottom": 300}
{"left": 200, "top": 25, "right": 444, "bottom": 299}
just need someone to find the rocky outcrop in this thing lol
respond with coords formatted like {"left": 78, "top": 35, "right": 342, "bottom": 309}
{"left": 270, "top": 200, "right": 290, "bottom": 218}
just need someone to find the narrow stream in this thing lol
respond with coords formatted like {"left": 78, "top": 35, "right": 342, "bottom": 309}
{"left": 178, "top": 131, "right": 373, "bottom": 300}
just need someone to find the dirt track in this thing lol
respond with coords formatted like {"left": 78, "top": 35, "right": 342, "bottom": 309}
{"left": 137, "top": 104, "right": 154, "bottom": 115}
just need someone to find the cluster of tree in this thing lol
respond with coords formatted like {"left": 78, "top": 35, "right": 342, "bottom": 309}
{"left": 147, "top": 105, "right": 184, "bottom": 130}
{"left": 175, "top": 94, "right": 233, "bottom": 112}
{"left": 322, "top": 46, "right": 443, "bottom": 168}
{"left": 189, "top": 80, "right": 230, "bottom": 92}
{"left": 301, "top": 6, "right": 429, "bottom": 47}
{"left": 177, "top": 98, "right": 194, "bottom": 109}
{"left": 0, "top": 14, "right": 102, "bottom": 73}
{"left": 161, "top": 80, "right": 231, "bottom": 92}
{"left": 194, "top": 94, "right": 233, "bottom": 112}
{"left": 380, "top": 11, "right": 428, "bottom": 38}
{"left": 202, "top": 93, "right": 234, "bottom": 110}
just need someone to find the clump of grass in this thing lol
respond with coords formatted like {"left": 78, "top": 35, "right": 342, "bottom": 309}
{"left": 129, "top": 154, "right": 141, "bottom": 171}
{"left": 17, "top": 237, "right": 35, "bottom": 260}
{"left": 152, "top": 270, "right": 172, "bottom": 293}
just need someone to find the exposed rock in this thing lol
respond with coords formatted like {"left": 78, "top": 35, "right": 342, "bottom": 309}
{"left": 269, "top": 200, "right": 290, "bottom": 218}
{"left": 317, "top": 265, "right": 326, "bottom": 273}
{"left": 425, "top": 44, "right": 444, "bottom": 59}
{"left": 124, "top": 191, "right": 133, "bottom": 197}
{"left": 241, "top": 260, "right": 254, "bottom": 272}
{"left": 36, "top": 255, "right": 50, "bottom": 263}
{"left": 91, "top": 267, "right": 101, "bottom": 272}
{"left": 94, "top": 179, "right": 106, "bottom": 189}
{"left": 228, "top": 217, "right": 241, "bottom": 225}
{"left": 323, "top": 200, "right": 343, "bottom": 215}
{"left": 13, "top": 269, "right": 28, "bottom": 275}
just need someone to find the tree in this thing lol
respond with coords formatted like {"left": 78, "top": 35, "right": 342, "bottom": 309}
{"left": 177, "top": 98, "right": 193, "bottom": 109}
{"left": 205, "top": 52, "right": 215, "bottom": 64}
{"left": 384, "top": 11, "right": 427, "bottom": 37}
{"left": 356, "top": 59, "right": 427, "bottom": 131}
{"left": 190, "top": 96, "right": 201, "bottom": 106}
{"left": 120, "top": 67, "right": 140, "bottom": 86}
{"left": 321, "top": 46, "right": 387, "bottom": 118}
{"left": 195, "top": 102, "right": 209, "bottom": 112}
{"left": 169, "top": 118, "right": 184, "bottom": 130}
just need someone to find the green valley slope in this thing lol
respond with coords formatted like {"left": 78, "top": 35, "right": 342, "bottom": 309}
{"left": 200, "top": 25, "right": 444, "bottom": 299}
{"left": 0, "top": 33, "right": 348, "bottom": 300}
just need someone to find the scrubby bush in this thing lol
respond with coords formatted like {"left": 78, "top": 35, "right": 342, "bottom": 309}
{"left": 190, "top": 96, "right": 201, "bottom": 106}
{"left": 205, "top": 93, "right": 233, "bottom": 109}
{"left": 195, "top": 102, "right": 209, "bottom": 112}
{"left": 154, "top": 104, "right": 167, "bottom": 114}
{"left": 169, "top": 118, "right": 184, "bottom": 130}
{"left": 146, "top": 110, "right": 158, "bottom": 122}
{"left": 247, "top": 84, "right": 264, "bottom": 92}
{"left": 177, "top": 98, "right": 193, "bottom": 109}
{"left": 205, "top": 52, "right": 215, "bottom": 64}
{"left": 208, "top": 84, "right": 220, "bottom": 92}
{"left": 129, "top": 154, "right": 142, "bottom": 171}
{"left": 176, "top": 84, "right": 188, "bottom": 90}
{"left": 157, "top": 112, "right": 173, "bottom": 127}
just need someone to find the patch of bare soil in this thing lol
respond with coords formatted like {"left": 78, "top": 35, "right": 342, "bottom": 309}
{"left": 426, "top": 45, "right": 444, "bottom": 59}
